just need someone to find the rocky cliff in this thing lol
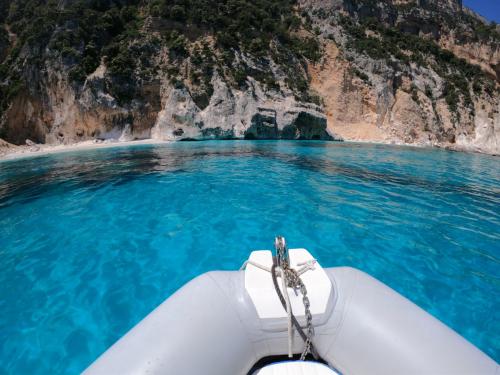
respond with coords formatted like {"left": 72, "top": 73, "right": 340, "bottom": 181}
{"left": 304, "top": 0, "right": 500, "bottom": 154}
{"left": 0, "top": 0, "right": 335, "bottom": 144}
{"left": 0, "top": 0, "right": 498, "bottom": 154}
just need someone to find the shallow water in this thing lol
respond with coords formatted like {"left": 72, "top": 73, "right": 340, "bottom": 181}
{"left": 0, "top": 141, "right": 499, "bottom": 373}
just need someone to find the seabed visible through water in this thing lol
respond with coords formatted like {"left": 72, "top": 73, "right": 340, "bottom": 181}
{"left": 0, "top": 140, "right": 498, "bottom": 373}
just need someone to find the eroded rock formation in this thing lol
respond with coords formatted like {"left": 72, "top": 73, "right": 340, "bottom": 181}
{"left": 0, "top": 0, "right": 498, "bottom": 154}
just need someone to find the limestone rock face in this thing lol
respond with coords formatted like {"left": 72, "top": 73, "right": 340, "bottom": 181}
{"left": 304, "top": 0, "right": 500, "bottom": 155}
{"left": 1, "top": 0, "right": 498, "bottom": 154}
{"left": 309, "top": 38, "right": 499, "bottom": 154}
{"left": 0, "top": 138, "right": 16, "bottom": 156}
{"left": 2, "top": 59, "right": 162, "bottom": 145}
{"left": 457, "top": 99, "right": 500, "bottom": 154}
{"left": 151, "top": 74, "right": 334, "bottom": 141}
{"left": 2, "top": 62, "right": 334, "bottom": 145}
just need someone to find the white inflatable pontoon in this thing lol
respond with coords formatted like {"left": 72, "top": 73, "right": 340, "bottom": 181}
{"left": 84, "top": 238, "right": 498, "bottom": 374}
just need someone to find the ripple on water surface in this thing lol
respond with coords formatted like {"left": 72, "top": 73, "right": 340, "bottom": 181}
{"left": 0, "top": 141, "right": 499, "bottom": 373}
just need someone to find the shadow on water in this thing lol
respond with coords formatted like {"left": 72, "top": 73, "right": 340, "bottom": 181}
{"left": 0, "top": 142, "right": 498, "bottom": 209}
{"left": 0, "top": 149, "right": 188, "bottom": 208}
{"left": 275, "top": 153, "right": 499, "bottom": 203}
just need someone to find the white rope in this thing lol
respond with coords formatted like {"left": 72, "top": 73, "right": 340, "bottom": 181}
{"left": 296, "top": 259, "right": 317, "bottom": 276}
{"left": 240, "top": 259, "right": 316, "bottom": 274}
{"left": 239, "top": 260, "right": 272, "bottom": 272}
{"left": 280, "top": 267, "right": 294, "bottom": 358}
{"left": 241, "top": 257, "right": 317, "bottom": 358}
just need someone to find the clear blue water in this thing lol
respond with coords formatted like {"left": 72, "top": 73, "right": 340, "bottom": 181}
{"left": 0, "top": 141, "right": 499, "bottom": 373}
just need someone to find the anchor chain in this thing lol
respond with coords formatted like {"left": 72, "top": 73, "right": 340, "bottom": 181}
{"left": 274, "top": 236, "right": 316, "bottom": 360}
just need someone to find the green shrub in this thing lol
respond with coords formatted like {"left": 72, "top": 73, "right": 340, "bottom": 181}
{"left": 443, "top": 81, "right": 459, "bottom": 114}
{"left": 68, "top": 66, "right": 86, "bottom": 82}
{"left": 166, "top": 31, "right": 188, "bottom": 59}
{"left": 170, "top": 5, "right": 186, "bottom": 22}
{"left": 0, "top": 0, "right": 324, "bottom": 109}
{"left": 234, "top": 67, "right": 247, "bottom": 88}
{"left": 410, "top": 84, "right": 420, "bottom": 104}
{"left": 353, "top": 68, "right": 370, "bottom": 83}
{"left": 425, "top": 85, "right": 433, "bottom": 99}
{"left": 341, "top": 15, "right": 491, "bottom": 114}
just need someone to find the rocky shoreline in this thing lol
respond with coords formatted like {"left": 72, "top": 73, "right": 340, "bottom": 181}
{"left": 2, "top": 134, "right": 498, "bottom": 163}
{"left": 0, "top": 138, "right": 165, "bottom": 161}
{"left": 1, "top": 0, "right": 499, "bottom": 157}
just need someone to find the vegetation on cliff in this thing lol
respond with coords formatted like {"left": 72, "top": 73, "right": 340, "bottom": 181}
{"left": 0, "top": 0, "right": 321, "bottom": 122}
{"left": 0, "top": 0, "right": 498, "bottom": 149}
{"left": 338, "top": 15, "right": 495, "bottom": 118}
{"left": 311, "top": 0, "right": 499, "bottom": 129}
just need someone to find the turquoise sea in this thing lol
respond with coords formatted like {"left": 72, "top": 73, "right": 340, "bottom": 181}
{"left": 0, "top": 141, "right": 498, "bottom": 373}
